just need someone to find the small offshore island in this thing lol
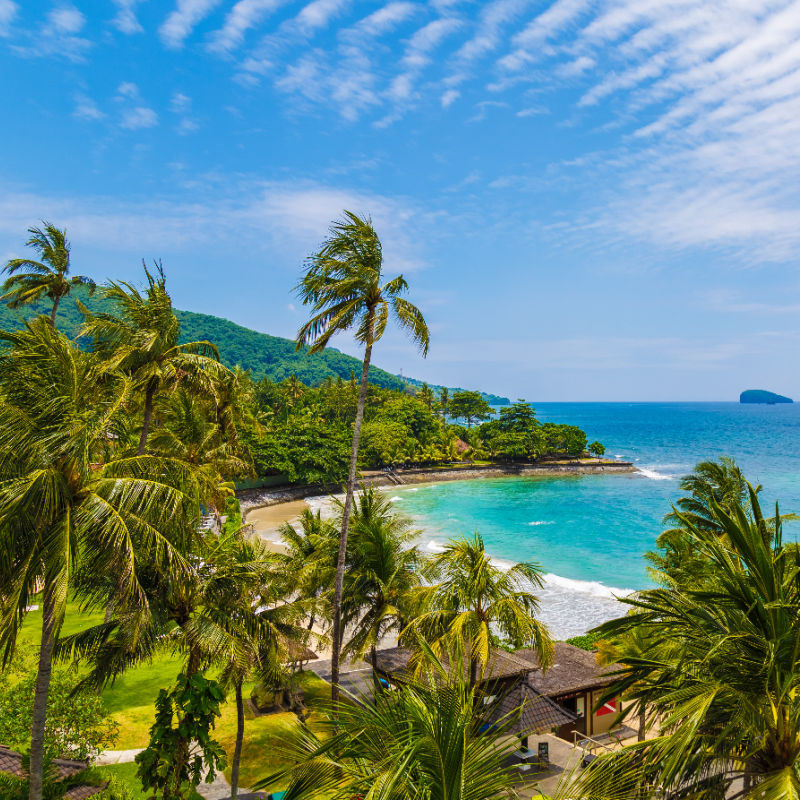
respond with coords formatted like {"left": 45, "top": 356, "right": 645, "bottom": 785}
{"left": 740, "top": 389, "right": 793, "bottom": 404}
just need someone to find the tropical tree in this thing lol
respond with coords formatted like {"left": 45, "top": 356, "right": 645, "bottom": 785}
{"left": 296, "top": 210, "right": 430, "bottom": 702}
{"left": 417, "top": 382, "right": 434, "bottom": 410}
{"left": 569, "top": 486, "right": 800, "bottom": 800}
{"left": 646, "top": 456, "right": 793, "bottom": 586}
{"left": 407, "top": 532, "right": 553, "bottom": 687}
{"left": 1, "top": 223, "right": 96, "bottom": 326}
{"left": 0, "top": 319, "right": 198, "bottom": 800}
{"left": 448, "top": 390, "right": 491, "bottom": 427}
{"left": 260, "top": 644, "right": 522, "bottom": 800}
{"left": 340, "top": 489, "right": 422, "bottom": 672}
{"left": 80, "top": 262, "right": 227, "bottom": 455}
{"left": 200, "top": 527, "right": 306, "bottom": 799}
{"left": 277, "top": 509, "right": 338, "bottom": 631}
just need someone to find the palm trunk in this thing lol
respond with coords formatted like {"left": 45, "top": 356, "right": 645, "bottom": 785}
{"left": 231, "top": 680, "right": 244, "bottom": 799}
{"left": 331, "top": 335, "right": 373, "bottom": 705}
{"left": 638, "top": 703, "right": 646, "bottom": 742}
{"left": 49, "top": 296, "right": 60, "bottom": 327}
{"left": 29, "top": 580, "right": 57, "bottom": 800}
{"left": 469, "top": 655, "right": 479, "bottom": 690}
{"left": 137, "top": 384, "right": 156, "bottom": 456}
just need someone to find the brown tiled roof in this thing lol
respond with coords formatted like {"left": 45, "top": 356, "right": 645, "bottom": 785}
{"left": 514, "top": 642, "right": 618, "bottom": 698}
{"left": 0, "top": 746, "right": 107, "bottom": 798}
{"left": 374, "top": 646, "right": 534, "bottom": 683}
{"left": 481, "top": 677, "right": 578, "bottom": 735}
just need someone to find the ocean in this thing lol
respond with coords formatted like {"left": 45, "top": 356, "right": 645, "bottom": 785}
{"left": 390, "top": 402, "right": 800, "bottom": 639}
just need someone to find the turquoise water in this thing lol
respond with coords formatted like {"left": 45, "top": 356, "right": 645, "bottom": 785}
{"left": 392, "top": 402, "right": 800, "bottom": 637}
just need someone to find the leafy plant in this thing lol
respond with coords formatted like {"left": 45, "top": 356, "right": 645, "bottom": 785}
{"left": 135, "top": 672, "right": 227, "bottom": 800}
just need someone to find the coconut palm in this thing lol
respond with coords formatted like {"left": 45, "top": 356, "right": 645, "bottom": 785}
{"left": 0, "top": 318, "right": 198, "bottom": 800}
{"left": 341, "top": 489, "right": 422, "bottom": 672}
{"left": 570, "top": 486, "right": 800, "bottom": 800}
{"left": 407, "top": 532, "right": 553, "bottom": 687}
{"left": 259, "top": 644, "right": 522, "bottom": 800}
{"left": 200, "top": 527, "right": 308, "bottom": 799}
{"left": 79, "top": 262, "right": 228, "bottom": 455}
{"left": 277, "top": 509, "right": 338, "bottom": 631}
{"left": 296, "top": 210, "right": 429, "bottom": 701}
{"left": 647, "top": 456, "right": 794, "bottom": 586}
{"left": 149, "top": 387, "right": 251, "bottom": 513}
{"left": 1, "top": 223, "right": 95, "bottom": 326}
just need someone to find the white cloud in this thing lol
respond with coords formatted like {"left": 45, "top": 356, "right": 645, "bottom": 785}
{"left": 160, "top": 0, "right": 222, "bottom": 48}
{"left": 0, "top": 0, "right": 18, "bottom": 35}
{"left": 0, "top": 180, "right": 430, "bottom": 276}
{"left": 11, "top": 3, "right": 90, "bottom": 60}
{"left": 347, "top": 2, "right": 416, "bottom": 38}
{"left": 120, "top": 106, "right": 159, "bottom": 129}
{"left": 441, "top": 88, "right": 460, "bottom": 107}
{"left": 116, "top": 81, "right": 140, "bottom": 99}
{"left": 73, "top": 94, "right": 105, "bottom": 120}
{"left": 170, "top": 92, "right": 192, "bottom": 113}
{"left": 111, "top": 0, "right": 144, "bottom": 34}
{"left": 208, "top": 0, "right": 285, "bottom": 53}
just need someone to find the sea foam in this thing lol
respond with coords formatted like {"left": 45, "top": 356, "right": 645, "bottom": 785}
{"left": 637, "top": 467, "right": 673, "bottom": 480}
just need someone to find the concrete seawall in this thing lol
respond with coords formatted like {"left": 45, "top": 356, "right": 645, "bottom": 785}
{"left": 238, "top": 460, "right": 636, "bottom": 512}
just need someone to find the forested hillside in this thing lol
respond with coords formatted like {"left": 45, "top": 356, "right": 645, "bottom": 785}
{"left": 0, "top": 289, "right": 506, "bottom": 399}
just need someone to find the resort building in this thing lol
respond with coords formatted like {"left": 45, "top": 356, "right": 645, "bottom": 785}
{"left": 374, "top": 641, "right": 621, "bottom": 741}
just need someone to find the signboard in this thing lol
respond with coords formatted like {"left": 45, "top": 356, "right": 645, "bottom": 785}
{"left": 596, "top": 698, "right": 617, "bottom": 717}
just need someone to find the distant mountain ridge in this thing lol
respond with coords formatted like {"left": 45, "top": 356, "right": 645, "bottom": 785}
{"left": 0, "top": 291, "right": 507, "bottom": 404}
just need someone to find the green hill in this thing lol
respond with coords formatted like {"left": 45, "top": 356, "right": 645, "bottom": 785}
{"left": 0, "top": 290, "right": 507, "bottom": 401}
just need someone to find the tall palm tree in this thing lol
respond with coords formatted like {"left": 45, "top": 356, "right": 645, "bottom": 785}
{"left": 407, "top": 532, "right": 553, "bottom": 687}
{"left": 259, "top": 644, "right": 522, "bottom": 800}
{"left": 2, "top": 222, "right": 95, "bottom": 325}
{"left": 341, "top": 489, "right": 422, "bottom": 673}
{"left": 296, "top": 210, "right": 429, "bottom": 702}
{"left": 0, "top": 318, "right": 198, "bottom": 800}
{"left": 80, "top": 262, "right": 228, "bottom": 455}
{"left": 571, "top": 486, "right": 800, "bottom": 800}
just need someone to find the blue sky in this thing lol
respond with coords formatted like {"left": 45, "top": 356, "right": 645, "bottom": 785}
{"left": 1, "top": 0, "right": 800, "bottom": 401}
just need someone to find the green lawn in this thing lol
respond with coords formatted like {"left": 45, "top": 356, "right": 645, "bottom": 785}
{"left": 17, "top": 598, "right": 331, "bottom": 790}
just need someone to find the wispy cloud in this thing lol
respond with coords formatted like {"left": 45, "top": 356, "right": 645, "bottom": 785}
{"left": 73, "top": 94, "right": 106, "bottom": 120}
{"left": 12, "top": 3, "right": 90, "bottom": 60}
{"left": 111, "top": 0, "right": 144, "bottom": 34}
{"left": 120, "top": 106, "right": 159, "bottom": 130}
{"left": 207, "top": 0, "right": 285, "bottom": 54}
{"left": 0, "top": 0, "right": 18, "bottom": 36}
{"left": 160, "top": 0, "right": 222, "bottom": 48}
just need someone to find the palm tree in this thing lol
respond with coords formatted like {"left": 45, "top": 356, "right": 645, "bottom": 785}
{"left": 277, "top": 509, "right": 338, "bottom": 632}
{"left": 0, "top": 319, "right": 198, "bottom": 800}
{"left": 296, "top": 210, "right": 429, "bottom": 702}
{"left": 341, "top": 489, "right": 422, "bottom": 673}
{"left": 407, "top": 532, "right": 553, "bottom": 687}
{"left": 571, "top": 486, "right": 800, "bottom": 800}
{"left": 79, "top": 262, "right": 228, "bottom": 455}
{"left": 201, "top": 528, "right": 307, "bottom": 799}
{"left": 647, "top": 456, "right": 794, "bottom": 586}
{"left": 259, "top": 644, "right": 522, "bottom": 800}
{"left": 2, "top": 222, "right": 95, "bottom": 325}
{"left": 149, "top": 387, "right": 251, "bottom": 513}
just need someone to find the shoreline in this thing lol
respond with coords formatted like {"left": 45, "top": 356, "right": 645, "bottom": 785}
{"left": 238, "top": 458, "right": 636, "bottom": 513}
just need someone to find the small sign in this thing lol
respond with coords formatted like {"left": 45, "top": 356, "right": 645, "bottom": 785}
{"left": 597, "top": 698, "right": 617, "bottom": 716}
{"left": 538, "top": 742, "right": 549, "bottom": 762}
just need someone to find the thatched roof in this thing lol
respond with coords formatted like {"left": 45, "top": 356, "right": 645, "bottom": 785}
{"left": 374, "top": 646, "right": 534, "bottom": 684}
{"left": 481, "top": 677, "right": 578, "bottom": 735}
{"left": 515, "top": 642, "right": 618, "bottom": 698}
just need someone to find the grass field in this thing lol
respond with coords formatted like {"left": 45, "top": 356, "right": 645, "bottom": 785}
{"left": 18, "top": 598, "right": 330, "bottom": 792}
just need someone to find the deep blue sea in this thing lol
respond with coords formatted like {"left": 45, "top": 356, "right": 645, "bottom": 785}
{"left": 390, "top": 402, "right": 800, "bottom": 638}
